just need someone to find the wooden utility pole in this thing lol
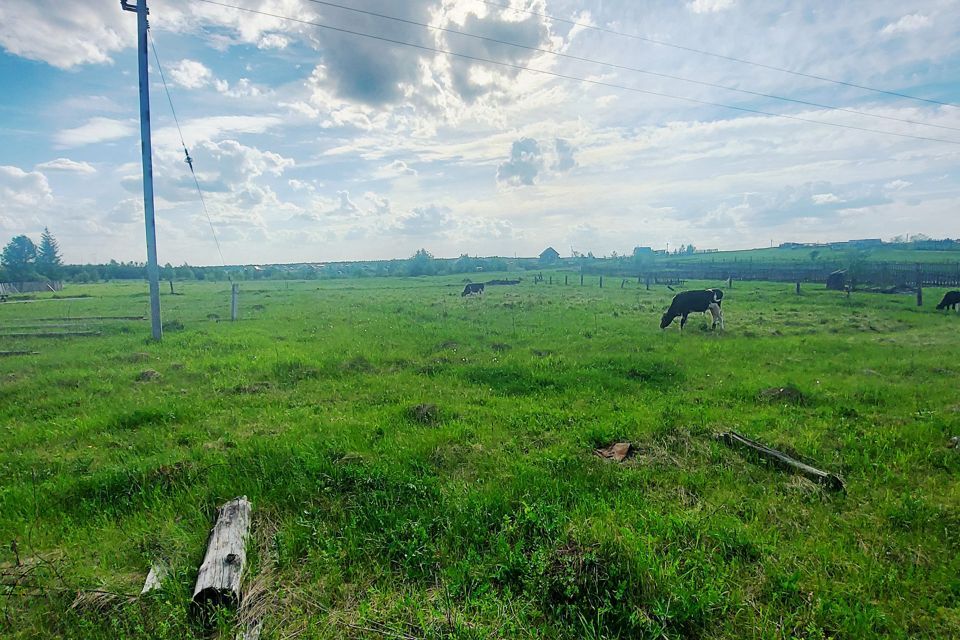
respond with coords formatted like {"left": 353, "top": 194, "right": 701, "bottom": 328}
{"left": 122, "top": 0, "right": 163, "bottom": 341}
{"left": 916, "top": 263, "right": 923, "bottom": 307}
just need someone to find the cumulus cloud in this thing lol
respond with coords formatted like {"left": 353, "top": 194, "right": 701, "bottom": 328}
{"left": 497, "top": 137, "right": 577, "bottom": 186}
{"left": 443, "top": 10, "right": 550, "bottom": 102}
{"left": 168, "top": 59, "right": 213, "bottom": 89}
{"left": 881, "top": 13, "right": 931, "bottom": 36}
{"left": 374, "top": 159, "right": 418, "bottom": 179}
{"left": 214, "top": 78, "right": 264, "bottom": 98}
{"left": 0, "top": 0, "right": 131, "bottom": 68}
{"left": 55, "top": 118, "right": 134, "bottom": 147}
{"left": 0, "top": 165, "right": 54, "bottom": 209}
{"left": 497, "top": 138, "right": 544, "bottom": 186}
{"left": 35, "top": 158, "right": 96, "bottom": 174}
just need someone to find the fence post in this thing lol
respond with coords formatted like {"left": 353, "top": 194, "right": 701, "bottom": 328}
{"left": 565, "top": 274, "right": 568, "bottom": 285}
{"left": 645, "top": 275, "right": 651, "bottom": 290}
{"left": 580, "top": 273, "right": 584, "bottom": 286}
{"left": 796, "top": 282, "right": 801, "bottom": 295}
{"left": 549, "top": 276, "right": 552, "bottom": 285}
{"left": 231, "top": 283, "right": 239, "bottom": 321}
{"left": 621, "top": 279, "right": 626, "bottom": 289}
{"left": 916, "top": 263, "right": 923, "bottom": 307}
{"left": 599, "top": 275, "right": 603, "bottom": 288}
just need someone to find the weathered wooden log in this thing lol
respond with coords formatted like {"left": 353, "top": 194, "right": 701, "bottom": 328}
{"left": 0, "top": 350, "right": 38, "bottom": 357}
{"left": 193, "top": 497, "right": 252, "bottom": 610}
{"left": 716, "top": 431, "right": 845, "bottom": 492}
{"left": 141, "top": 564, "right": 168, "bottom": 594}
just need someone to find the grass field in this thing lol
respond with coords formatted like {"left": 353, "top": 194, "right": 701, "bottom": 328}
{"left": 1, "top": 276, "right": 959, "bottom": 639}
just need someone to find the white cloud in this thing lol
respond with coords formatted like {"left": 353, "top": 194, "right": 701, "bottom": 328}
{"left": 812, "top": 193, "right": 841, "bottom": 205}
{"left": 55, "top": 118, "right": 134, "bottom": 147}
{"left": 0, "top": 0, "right": 131, "bottom": 68}
{"left": 881, "top": 13, "right": 931, "bottom": 36}
{"left": 35, "top": 158, "right": 97, "bottom": 174}
{"left": 885, "top": 179, "right": 912, "bottom": 191}
{"left": 687, "top": 0, "right": 736, "bottom": 14}
{"left": 0, "top": 166, "right": 54, "bottom": 224}
{"left": 168, "top": 59, "right": 213, "bottom": 89}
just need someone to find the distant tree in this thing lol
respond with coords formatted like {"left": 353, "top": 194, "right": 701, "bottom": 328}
{"left": 1, "top": 235, "right": 39, "bottom": 281}
{"left": 684, "top": 244, "right": 696, "bottom": 254}
{"left": 36, "top": 227, "right": 63, "bottom": 279}
{"left": 408, "top": 248, "right": 435, "bottom": 276}
{"left": 809, "top": 250, "right": 821, "bottom": 262}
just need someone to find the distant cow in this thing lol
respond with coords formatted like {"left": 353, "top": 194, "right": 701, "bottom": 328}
{"left": 462, "top": 283, "right": 485, "bottom": 296}
{"left": 936, "top": 290, "right": 960, "bottom": 311}
{"left": 660, "top": 289, "right": 724, "bottom": 331}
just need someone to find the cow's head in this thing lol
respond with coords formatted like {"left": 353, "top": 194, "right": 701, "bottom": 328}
{"left": 660, "top": 313, "right": 675, "bottom": 329}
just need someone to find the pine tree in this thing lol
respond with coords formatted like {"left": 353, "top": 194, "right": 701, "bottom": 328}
{"left": 36, "top": 227, "right": 63, "bottom": 280}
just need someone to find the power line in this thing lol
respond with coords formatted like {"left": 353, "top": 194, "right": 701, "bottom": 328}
{"left": 299, "top": 0, "right": 960, "bottom": 133}
{"left": 192, "top": 0, "right": 960, "bottom": 146}
{"left": 477, "top": 0, "right": 960, "bottom": 110}
{"left": 149, "top": 36, "right": 228, "bottom": 268}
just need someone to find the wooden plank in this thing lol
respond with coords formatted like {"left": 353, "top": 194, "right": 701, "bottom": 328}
{"left": 716, "top": 431, "right": 845, "bottom": 492}
{"left": 141, "top": 564, "right": 168, "bottom": 595}
{"left": 193, "top": 497, "right": 252, "bottom": 610}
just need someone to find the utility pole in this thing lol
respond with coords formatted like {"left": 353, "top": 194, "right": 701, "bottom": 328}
{"left": 122, "top": 0, "right": 162, "bottom": 341}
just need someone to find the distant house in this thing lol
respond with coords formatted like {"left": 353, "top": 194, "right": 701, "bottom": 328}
{"left": 633, "top": 246, "right": 654, "bottom": 257}
{"left": 539, "top": 247, "right": 561, "bottom": 263}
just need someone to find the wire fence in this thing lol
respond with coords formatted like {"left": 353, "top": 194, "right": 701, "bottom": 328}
{"left": 580, "top": 260, "right": 960, "bottom": 288}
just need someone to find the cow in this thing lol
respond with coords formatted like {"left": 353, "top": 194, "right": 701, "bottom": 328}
{"left": 936, "top": 290, "right": 960, "bottom": 311}
{"left": 660, "top": 289, "right": 724, "bottom": 331}
{"left": 462, "top": 283, "right": 485, "bottom": 296}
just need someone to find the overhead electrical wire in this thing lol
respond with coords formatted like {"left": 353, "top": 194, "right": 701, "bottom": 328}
{"left": 193, "top": 0, "right": 960, "bottom": 146}
{"left": 297, "top": 0, "right": 960, "bottom": 133}
{"left": 150, "top": 37, "right": 229, "bottom": 269}
{"left": 477, "top": 0, "right": 960, "bottom": 110}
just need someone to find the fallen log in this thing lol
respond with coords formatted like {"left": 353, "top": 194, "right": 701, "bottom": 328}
{"left": 716, "top": 431, "right": 845, "bottom": 492}
{"left": 0, "top": 350, "right": 38, "bottom": 357}
{"left": 193, "top": 497, "right": 252, "bottom": 610}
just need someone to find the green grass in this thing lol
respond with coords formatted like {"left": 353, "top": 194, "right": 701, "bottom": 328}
{"left": 1, "top": 276, "right": 959, "bottom": 639}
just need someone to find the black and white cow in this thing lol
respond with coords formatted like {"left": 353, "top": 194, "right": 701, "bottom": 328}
{"left": 462, "top": 283, "right": 485, "bottom": 296}
{"left": 936, "top": 290, "right": 960, "bottom": 311}
{"left": 660, "top": 289, "right": 724, "bottom": 331}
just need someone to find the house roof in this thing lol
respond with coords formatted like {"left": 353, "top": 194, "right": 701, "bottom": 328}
{"left": 539, "top": 246, "right": 560, "bottom": 258}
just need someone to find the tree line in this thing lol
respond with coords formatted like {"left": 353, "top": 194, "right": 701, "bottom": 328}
{"left": 0, "top": 240, "right": 515, "bottom": 283}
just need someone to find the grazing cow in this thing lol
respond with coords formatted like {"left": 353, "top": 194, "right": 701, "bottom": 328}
{"left": 462, "top": 283, "right": 485, "bottom": 296}
{"left": 660, "top": 289, "right": 724, "bottom": 331}
{"left": 936, "top": 290, "right": 960, "bottom": 311}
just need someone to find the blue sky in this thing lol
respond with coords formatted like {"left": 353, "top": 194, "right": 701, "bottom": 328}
{"left": 0, "top": 0, "right": 958, "bottom": 265}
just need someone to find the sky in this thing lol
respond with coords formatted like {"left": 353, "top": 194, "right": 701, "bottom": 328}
{"left": 0, "top": 0, "right": 958, "bottom": 266}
